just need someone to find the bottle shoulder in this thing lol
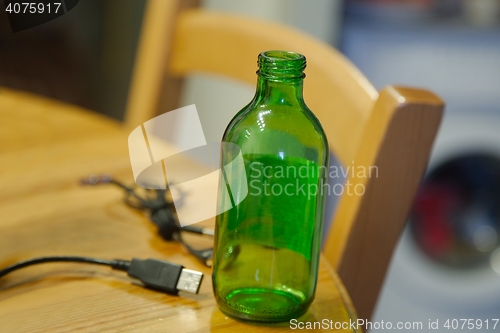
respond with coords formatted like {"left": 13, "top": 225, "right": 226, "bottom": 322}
{"left": 223, "top": 102, "right": 328, "bottom": 163}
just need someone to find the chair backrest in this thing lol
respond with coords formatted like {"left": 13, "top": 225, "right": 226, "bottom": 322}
{"left": 125, "top": 0, "right": 444, "bottom": 321}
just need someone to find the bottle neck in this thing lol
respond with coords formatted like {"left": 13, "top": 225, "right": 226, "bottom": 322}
{"left": 255, "top": 76, "right": 305, "bottom": 106}
{"left": 254, "top": 51, "right": 307, "bottom": 107}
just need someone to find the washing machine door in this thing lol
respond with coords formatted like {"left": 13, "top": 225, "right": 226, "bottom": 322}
{"left": 373, "top": 113, "right": 500, "bottom": 331}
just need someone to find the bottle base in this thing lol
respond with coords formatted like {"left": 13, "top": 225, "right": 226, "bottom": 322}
{"left": 217, "top": 287, "right": 310, "bottom": 323}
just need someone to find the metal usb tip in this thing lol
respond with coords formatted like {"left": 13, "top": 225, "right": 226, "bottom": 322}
{"left": 176, "top": 268, "right": 204, "bottom": 294}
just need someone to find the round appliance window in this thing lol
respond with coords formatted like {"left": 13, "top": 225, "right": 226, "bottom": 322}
{"left": 410, "top": 153, "right": 500, "bottom": 269}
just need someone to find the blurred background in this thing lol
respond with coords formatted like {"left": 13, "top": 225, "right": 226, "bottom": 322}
{"left": 1, "top": 0, "right": 500, "bottom": 331}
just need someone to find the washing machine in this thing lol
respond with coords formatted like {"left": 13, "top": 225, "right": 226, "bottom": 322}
{"left": 340, "top": 7, "right": 500, "bottom": 331}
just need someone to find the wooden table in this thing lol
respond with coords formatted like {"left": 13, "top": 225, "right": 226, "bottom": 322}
{"left": 0, "top": 88, "right": 360, "bottom": 332}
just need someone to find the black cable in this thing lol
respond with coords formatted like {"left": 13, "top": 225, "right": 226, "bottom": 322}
{"left": 0, "top": 256, "right": 203, "bottom": 294}
{"left": 0, "top": 256, "right": 128, "bottom": 278}
{"left": 81, "top": 175, "right": 213, "bottom": 266}
{"left": 174, "top": 233, "right": 213, "bottom": 267}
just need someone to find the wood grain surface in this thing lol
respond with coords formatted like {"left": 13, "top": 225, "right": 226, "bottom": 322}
{"left": 0, "top": 88, "right": 359, "bottom": 332}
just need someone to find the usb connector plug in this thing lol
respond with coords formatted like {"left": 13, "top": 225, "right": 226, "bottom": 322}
{"left": 126, "top": 258, "right": 203, "bottom": 294}
{"left": 0, "top": 256, "right": 204, "bottom": 295}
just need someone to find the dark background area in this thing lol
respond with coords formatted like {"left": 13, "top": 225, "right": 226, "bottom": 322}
{"left": 0, "top": 0, "right": 145, "bottom": 120}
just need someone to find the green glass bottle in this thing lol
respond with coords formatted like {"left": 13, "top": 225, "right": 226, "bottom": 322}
{"left": 212, "top": 50, "right": 328, "bottom": 322}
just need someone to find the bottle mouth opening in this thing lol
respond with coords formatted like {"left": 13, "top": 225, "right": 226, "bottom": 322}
{"left": 260, "top": 50, "right": 306, "bottom": 62}
{"left": 257, "top": 50, "right": 306, "bottom": 81}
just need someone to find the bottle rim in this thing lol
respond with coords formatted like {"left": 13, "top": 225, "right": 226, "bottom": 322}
{"left": 257, "top": 50, "right": 306, "bottom": 81}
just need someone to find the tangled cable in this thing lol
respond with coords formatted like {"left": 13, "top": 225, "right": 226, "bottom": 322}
{"left": 81, "top": 175, "right": 213, "bottom": 266}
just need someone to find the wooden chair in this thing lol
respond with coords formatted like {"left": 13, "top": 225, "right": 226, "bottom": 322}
{"left": 125, "top": 0, "right": 444, "bottom": 322}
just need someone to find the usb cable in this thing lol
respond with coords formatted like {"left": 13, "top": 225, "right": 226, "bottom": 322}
{"left": 0, "top": 256, "right": 203, "bottom": 294}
